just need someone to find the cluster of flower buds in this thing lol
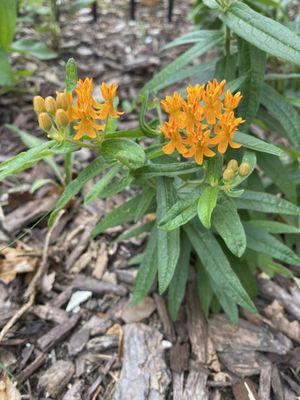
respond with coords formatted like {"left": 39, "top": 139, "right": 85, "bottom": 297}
{"left": 33, "top": 91, "right": 69, "bottom": 138}
{"left": 223, "top": 159, "right": 251, "bottom": 182}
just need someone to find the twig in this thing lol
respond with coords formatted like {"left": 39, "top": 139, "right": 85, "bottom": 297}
{"left": 0, "top": 293, "right": 35, "bottom": 343}
{"left": 24, "top": 210, "right": 64, "bottom": 300}
{"left": 0, "top": 211, "right": 64, "bottom": 343}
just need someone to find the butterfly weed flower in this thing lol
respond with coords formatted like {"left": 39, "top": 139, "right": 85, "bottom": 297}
{"left": 160, "top": 79, "right": 244, "bottom": 165}
{"left": 33, "top": 78, "right": 124, "bottom": 142}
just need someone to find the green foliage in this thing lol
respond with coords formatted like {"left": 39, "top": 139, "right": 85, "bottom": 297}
{"left": 0, "top": 0, "right": 17, "bottom": 50}
{"left": 2, "top": 0, "right": 300, "bottom": 325}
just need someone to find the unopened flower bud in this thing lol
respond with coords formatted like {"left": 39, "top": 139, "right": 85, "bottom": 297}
{"left": 45, "top": 96, "right": 57, "bottom": 114}
{"left": 223, "top": 168, "right": 234, "bottom": 181}
{"left": 56, "top": 91, "right": 68, "bottom": 110}
{"left": 227, "top": 159, "right": 238, "bottom": 172}
{"left": 33, "top": 96, "right": 45, "bottom": 113}
{"left": 55, "top": 109, "right": 69, "bottom": 127}
{"left": 238, "top": 162, "right": 251, "bottom": 177}
{"left": 38, "top": 112, "right": 52, "bottom": 132}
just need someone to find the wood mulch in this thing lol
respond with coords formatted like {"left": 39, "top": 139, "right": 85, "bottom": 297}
{"left": 1, "top": 1, "right": 300, "bottom": 399}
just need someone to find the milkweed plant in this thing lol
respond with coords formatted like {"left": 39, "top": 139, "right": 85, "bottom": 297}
{"left": 2, "top": 0, "right": 300, "bottom": 324}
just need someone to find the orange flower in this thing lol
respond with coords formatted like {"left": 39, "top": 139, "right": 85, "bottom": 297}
{"left": 183, "top": 124, "right": 215, "bottom": 165}
{"left": 211, "top": 111, "right": 244, "bottom": 153}
{"left": 224, "top": 90, "right": 243, "bottom": 111}
{"left": 202, "top": 79, "right": 226, "bottom": 124}
{"left": 181, "top": 84, "right": 204, "bottom": 131}
{"left": 69, "top": 78, "right": 104, "bottom": 140}
{"left": 160, "top": 91, "right": 185, "bottom": 124}
{"left": 161, "top": 120, "right": 187, "bottom": 155}
{"left": 98, "top": 82, "right": 124, "bottom": 120}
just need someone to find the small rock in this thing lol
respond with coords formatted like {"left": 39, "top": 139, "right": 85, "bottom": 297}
{"left": 39, "top": 360, "right": 74, "bottom": 397}
{"left": 66, "top": 291, "right": 92, "bottom": 313}
{"left": 120, "top": 297, "right": 156, "bottom": 323}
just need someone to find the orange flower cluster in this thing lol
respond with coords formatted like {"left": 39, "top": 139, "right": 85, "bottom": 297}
{"left": 34, "top": 78, "right": 123, "bottom": 140}
{"left": 160, "top": 80, "right": 244, "bottom": 165}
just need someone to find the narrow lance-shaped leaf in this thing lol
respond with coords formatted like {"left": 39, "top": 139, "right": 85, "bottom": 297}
{"left": 168, "top": 231, "right": 191, "bottom": 321}
{"left": 157, "top": 177, "right": 180, "bottom": 294}
{"left": 140, "top": 34, "right": 223, "bottom": 95}
{"left": 234, "top": 131, "right": 284, "bottom": 157}
{"left": 237, "top": 39, "right": 266, "bottom": 127}
{"left": 132, "top": 227, "right": 158, "bottom": 304}
{"left": 197, "top": 186, "right": 219, "bottom": 229}
{"left": 0, "top": 0, "right": 16, "bottom": 50}
{"left": 49, "top": 156, "right": 113, "bottom": 226}
{"left": 260, "top": 83, "right": 300, "bottom": 149}
{"left": 84, "top": 164, "right": 120, "bottom": 204}
{"left": 92, "top": 191, "right": 154, "bottom": 237}
{"left": 184, "top": 221, "right": 256, "bottom": 313}
{"left": 212, "top": 195, "right": 247, "bottom": 257}
{"left": 220, "top": 1, "right": 300, "bottom": 66}
{"left": 235, "top": 190, "right": 300, "bottom": 216}
{"left": 244, "top": 223, "right": 300, "bottom": 265}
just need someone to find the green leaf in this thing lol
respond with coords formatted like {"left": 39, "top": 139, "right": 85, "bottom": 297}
{"left": 135, "top": 161, "right": 199, "bottom": 178}
{"left": 215, "top": 53, "right": 237, "bottom": 82}
{"left": 132, "top": 227, "right": 158, "bottom": 304}
{"left": 158, "top": 192, "right": 200, "bottom": 231}
{"left": 0, "top": 49, "right": 14, "bottom": 86}
{"left": 185, "top": 220, "right": 256, "bottom": 313}
{"left": 206, "top": 154, "right": 223, "bottom": 186}
{"left": 229, "top": 256, "right": 258, "bottom": 300}
{"left": 0, "top": 140, "right": 56, "bottom": 181}
{"left": 5, "top": 124, "right": 63, "bottom": 183}
{"left": 221, "top": 1, "right": 300, "bottom": 65}
{"left": 234, "top": 131, "right": 284, "bottom": 157}
{"left": 244, "top": 224, "right": 300, "bottom": 265}
{"left": 139, "top": 94, "right": 161, "bottom": 138}
{"left": 65, "top": 58, "right": 78, "bottom": 93}
{"left": 157, "top": 178, "right": 180, "bottom": 294}
{"left": 260, "top": 83, "right": 300, "bottom": 149}
{"left": 10, "top": 39, "right": 57, "bottom": 60}
{"left": 144, "top": 61, "right": 216, "bottom": 93}
{"left": 196, "top": 262, "right": 214, "bottom": 318}
{"left": 95, "top": 172, "right": 134, "bottom": 198}
{"left": 162, "top": 30, "right": 223, "bottom": 51}
{"left": 237, "top": 39, "right": 266, "bottom": 126}
{"left": 101, "top": 138, "right": 146, "bottom": 170}
{"left": 235, "top": 190, "right": 300, "bottom": 215}
{"left": 168, "top": 232, "right": 191, "bottom": 321}
{"left": 84, "top": 164, "right": 120, "bottom": 204}
{"left": 114, "top": 220, "right": 154, "bottom": 243}
{"left": 258, "top": 153, "right": 296, "bottom": 202}
{"left": 197, "top": 186, "right": 219, "bottom": 229}
{"left": 30, "top": 178, "right": 56, "bottom": 193}
{"left": 49, "top": 156, "right": 112, "bottom": 226}
{"left": 92, "top": 191, "right": 154, "bottom": 237}
{"left": 134, "top": 186, "right": 155, "bottom": 223}
{"left": 0, "top": 0, "right": 16, "bottom": 50}
{"left": 212, "top": 195, "right": 246, "bottom": 257}
{"left": 248, "top": 220, "right": 300, "bottom": 234}
{"left": 257, "top": 254, "right": 293, "bottom": 278}
{"left": 140, "top": 34, "right": 223, "bottom": 95}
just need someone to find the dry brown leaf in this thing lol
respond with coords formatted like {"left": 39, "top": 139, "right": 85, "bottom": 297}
{"left": 0, "top": 375, "right": 21, "bottom": 400}
{"left": 0, "top": 243, "right": 37, "bottom": 284}
{"left": 107, "top": 323, "right": 123, "bottom": 359}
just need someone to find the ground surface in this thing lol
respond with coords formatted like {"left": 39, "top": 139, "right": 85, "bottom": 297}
{"left": 0, "top": 1, "right": 300, "bottom": 399}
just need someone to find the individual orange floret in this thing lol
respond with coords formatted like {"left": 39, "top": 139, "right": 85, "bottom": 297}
{"left": 211, "top": 111, "right": 244, "bottom": 153}
{"left": 161, "top": 120, "right": 187, "bottom": 155}
{"left": 183, "top": 124, "right": 215, "bottom": 165}
{"left": 160, "top": 91, "right": 185, "bottom": 121}
{"left": 98, "top": 82, "right": 124, "bottom": 120}
{"left": 202, "top": 79, "right": 226, "bottom": 124}
{"left": 224, "top": 90, "right": 243, "bottom": 111}
{"left": 181, "top": 84, "right": 204, "bottom": 131}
